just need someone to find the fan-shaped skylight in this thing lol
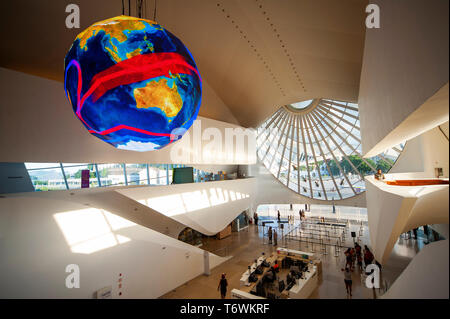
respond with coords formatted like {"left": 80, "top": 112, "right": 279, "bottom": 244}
{"left": 290, "top": 99, "right": 314, "bottom": 109}
{"left": 256, "top": 99, "right": 405, "bottom": 200}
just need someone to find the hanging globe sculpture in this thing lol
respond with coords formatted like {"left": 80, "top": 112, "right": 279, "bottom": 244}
{"left": 64, "top": 16, "right": 202, "bottom": 151}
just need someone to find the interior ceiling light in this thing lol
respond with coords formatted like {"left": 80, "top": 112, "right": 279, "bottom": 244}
{"left": 256, "top": 99, "right": 405, "bottom": 200}
{"left": 64, "top": 15, "right": 202, "bottom": 152}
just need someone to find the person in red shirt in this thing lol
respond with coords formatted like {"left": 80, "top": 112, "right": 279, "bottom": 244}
{"left": 364, "top": 245, "right": 374, "bottom": 270}
{"left": 273, "top": 262, "right": 279, "bottom": 272}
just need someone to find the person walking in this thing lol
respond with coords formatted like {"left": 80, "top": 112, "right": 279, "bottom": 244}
{"left": 277, "top": 210, "right": 281, "bottom": 223}
{"left": 217, "top": 273, "right": 228, "bottom": 299}
{"left": 341, "top": 267, "right": 353, "bottom": 296}
{"left": 412, "top": 227, "right": 418, "bottom": 239}
{"left": 350, "top": 248, "right": 356, "bottom": 268}
{"left": 273, "top": 229, "right": 278, "bottom": 246}
{"left": 268, "top": 227, "right": 273, "bottom": 245}
{"left": 355, "top": 243, "right": 362, "bottom": 271}
{"left": 356, "top": 253, "right": 363, "bottom": 271}
{"left": 345, "top": 248, "right": 353, "bottom": 270}
{"left": 364, "top": 245, "right": 374, "bottom": 270}
{"left": 253, "top": 212, "right": 258, "bottom": 226}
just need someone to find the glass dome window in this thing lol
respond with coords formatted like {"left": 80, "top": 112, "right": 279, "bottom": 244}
{"left": 256, "top": 98, "right": 405, "bottom": 200}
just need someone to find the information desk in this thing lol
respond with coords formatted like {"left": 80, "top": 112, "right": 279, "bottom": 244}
{"left": 233, "top": 248, "right": 320, "bottom": 299}
{"left": 276, "top": 247, "right": 322, "bottom": 278}
{"left": 283, "top": 264, "right": 318, "bottom": 299}
{"left": 276, "top": 247, "right": 314, "bottom": 259}
{"left": 239, "top": 254, "right": 278, "bottom": 291}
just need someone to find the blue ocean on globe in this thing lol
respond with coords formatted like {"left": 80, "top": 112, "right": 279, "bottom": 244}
{"left": 64, "top": 15, "right": 202, "bottom": 151}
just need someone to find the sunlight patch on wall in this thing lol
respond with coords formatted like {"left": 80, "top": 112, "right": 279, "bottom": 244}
{"left": 141, "top": 187, "right": 250, "bottom": 217}
{"left": 53, "top": 208, "right": 135, "bottom": 254}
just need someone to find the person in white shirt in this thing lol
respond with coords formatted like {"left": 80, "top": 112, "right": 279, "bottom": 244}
{"left": 341, "top": 267, "right": 353, "bottom": 296}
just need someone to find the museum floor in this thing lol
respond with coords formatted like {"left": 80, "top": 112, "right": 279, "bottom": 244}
{"left": 160, "top": 211, "right": 423, "bottom": 299}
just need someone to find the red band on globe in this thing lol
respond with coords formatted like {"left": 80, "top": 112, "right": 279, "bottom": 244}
{"left": 66, "top": 57, "right": 183, "bottom": 143}
{"left": 85, "top": 52, "right": 201, "bottom": 106}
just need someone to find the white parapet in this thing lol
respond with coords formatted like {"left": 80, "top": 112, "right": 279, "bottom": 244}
{"left": 117, "top": 177, "right": 257, "bottom": 235}
{"left": 365, "top": 174, "right": 449, "bottom": 264}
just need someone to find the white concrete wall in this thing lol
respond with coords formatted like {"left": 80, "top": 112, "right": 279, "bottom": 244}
{"left": 358, "top": 0, "right": 449, "bottom": 156}
{"left": 390, "top": 124, "right": 449, "bottom": 178}
{"left": 0, "top": 67, "right": 255, "bottom": 165}
{"left": 439, "top": 122, "right": 449, "bottom": 140}
{"left": 365, "top": 175, "right": 449, "bottom": 264}
{"left": 117, "top": 178, "right": 256, "bottom": 235}
{"left": 0, "top": 194, "right": 227, "bottom": 298}
{"left": 430, "top": 224, "right": 449, "bottom": 239}
{"left": 364, "top": 124, "right": 449, "bottom": 263}
{"left": 383, "top": 240, "right": 449, "bottom": 299}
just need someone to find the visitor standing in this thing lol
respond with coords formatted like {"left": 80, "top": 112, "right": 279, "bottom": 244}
{"left": 356, "top": 252, "right": 363, "bottom": 271}
{"left": 254, "top": 212, "right": 258, "bottom": 226}
{"left": 350, "top": 248, "right": 356, "bottom": 267}
{"left": 277, "top": 210, "right": 281, "bottom": 223}
{"left": 364, "top": 246, "right": 374, "bottom": 269}
{"left": 412, "top": 227, "right": 418, "bottom": 239}
{"left": 217, "top": 273, "right": 228, "bottom": 299}
{"left": 374, "top": 169, "right": 385, "bottom": 181}
{"left": 355, "top": 243, "right": 362, "bottom": 270}
{"left": 273, "top": 229, "right": 278, "bottom": 246}
{"left": 268, "top": 227, "right": 273, "bottom": 244}
{"left": 345, "top": 248, "right": 353, "bottom": 270}
{"left": 342, "top": 267, "right": 353, "bottom": 296}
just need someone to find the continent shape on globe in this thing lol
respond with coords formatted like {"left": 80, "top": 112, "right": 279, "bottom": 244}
{"left": 64, "top": 15, "right": 202, "bottom": 151}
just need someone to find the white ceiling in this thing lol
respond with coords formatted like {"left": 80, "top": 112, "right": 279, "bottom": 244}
{"left": 0, "top": 0, "right": 367, "bottom": 127}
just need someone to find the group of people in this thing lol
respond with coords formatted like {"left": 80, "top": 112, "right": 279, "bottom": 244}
{"left": 344, "top": 243, "right": 374, "bottom": 271}
{"left": 341, "top": 243, "right": 376, "bottom": 296}
{"left": 298, "top": 209, "right": 306, "bottom": 221}
{"left": 252, "top": 204, "right": 310, "bottom": 226}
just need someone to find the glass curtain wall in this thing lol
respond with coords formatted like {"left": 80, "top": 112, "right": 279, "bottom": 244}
{"left": 25, "top": 163, "right": 215, "bottom": 191}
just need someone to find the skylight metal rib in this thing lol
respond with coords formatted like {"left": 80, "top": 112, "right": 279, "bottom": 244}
{"left": 299, "top": 114, "right": 313, "bottom": 198}
{"left": 269, "top": 113, "right": 291, "bottom": 171}
{"left": 261, "top": 111, "right": 288, "bottom": 162}
{"left": 305, "top": 113, "right": 342, "bottom": 200}
{"left": 302, "top": 116, "right": 327, "bottom": 200}
{"left": 286, "top": 115, "right": 296, "bottom": 186}
{"left": 319, "top": 102, "right": 359, "bottom": 120}
{"left": 295, "top": 116, "right": 301, "bottom": 193}
{"left": 308, "top": 112, "right": 355, "bottom": 196}
{"left": 277, "top": 115, "right": 293, "bottom": 179}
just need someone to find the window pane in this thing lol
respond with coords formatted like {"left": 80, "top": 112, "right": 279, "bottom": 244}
{"left": 27, "top": 167, "right": 65, "bottom": 191}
